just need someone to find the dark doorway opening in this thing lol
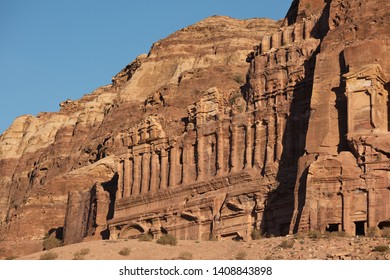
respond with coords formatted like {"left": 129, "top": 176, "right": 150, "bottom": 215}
{"left": 354, "top": 221, "right": 365, "bottom": 236}
{"left": 326, "top": 223, "right": 340, "bottom": 232}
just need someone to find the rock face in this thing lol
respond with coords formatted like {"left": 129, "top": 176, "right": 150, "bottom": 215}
{"left": 0, "top": 1, "right": 389, "bottom": 258}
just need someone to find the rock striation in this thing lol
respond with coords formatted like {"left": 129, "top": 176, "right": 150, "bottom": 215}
{"left": 0, "top": 0, "right": 389, "bottom": 258}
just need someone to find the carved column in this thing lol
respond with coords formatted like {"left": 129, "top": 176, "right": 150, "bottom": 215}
{"left": 230, "top": 125, "right": 238, "bottom": 172}
{"left": 217, "top": 125, "right": 224, "bottom": 175}
{"left": 303, "top": 19, "right": 313, "bottom": 40}
{"left": 116, "top": 160, "right": 124, "bottom": 200}
{"left": 169, "top": 146, "right": 177, "bottom": 187}
{"left": 261, "top": 35, "right": 271, "bottom": 53}
{"left": 282, "top": 26, "right": 293, "bottom": 45}
{"left": 132, "top": 154, "right": 141, "bottom": 195}
{"left": 123, "top": 157, "right": 132, "bottom": 197}
{"left": 293, "top": 23, "right": 303, "bottom": 43}
{"left": 141, "top": 153, "right": 150, "bottom": 194}
{"left": 342, "top": 191, "right": 351, "bottom": 234}
{"left": 245, "top": 121, "right": 253, "bottom": 169}
{"left": 160, "top": 149, "right": 168, "bottom": 189}
{"left": 197, "top": 131, "right": 205, "bottom": 180}
{"left": 150, "top": 151, "right": 159, "bottom": 193}
{"left": 267, "top": 117, "right": 275, "bottom": 164}
{"left": 367, "top": 189, "right": 376, "bottom": 228}
{"left": 182, "top": 144, "right": 190, "bottom": 184}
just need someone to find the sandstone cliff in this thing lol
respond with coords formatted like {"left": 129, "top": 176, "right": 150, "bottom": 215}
{"left": 0, "top": 0, "right": 389, "bottom": 258}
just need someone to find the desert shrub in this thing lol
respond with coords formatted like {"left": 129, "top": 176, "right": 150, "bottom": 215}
{"left": 40, "top": 251, "right": 58, "bottom": 260}
{"left": 279, "top": 239, "right": 294, "bottom": 249}
{"left": 235, "top": 251, "right": 247, "bottom": 260}
{"left": 367, "top": 227, "right": 381, "bottom": 238}
{"left": 232, "top": 74, "right": 245, "bottom": 84}
{"left": 178, "top": 251, "right": 193, "bottom": 260}
{"left": 380, "top": 228, "right": 390, "bottom": 238}
{"left": 251, "top": 228, "right": 263, "bottom": 240}
{"left": 372, "top": 245, "right": 389, "bottom": 252}
{"left": 308, "top": 230, "right": 322, "bottom": 239}
{"left": 42, "top": 234, "right": 62, "bottom": 251}
{"left": 73, "top": 248, "right": 90, "bottom": 260}
{"left": 119, "top": 247, "right": 131, "bottom": 256}
{"left": 138, "top": 234, "right": 153, "bottom": 242}
{"left": 157, "top": 234, "right": 177, "bottom": 246}
{"left": 330, "top": 231, "right": 349, "bottom": 237}
{"left": 5, "top": 255, "right": 18, "bottom": 260}
{"left": 293, "top": 232, "right": 305, "bottom": 239}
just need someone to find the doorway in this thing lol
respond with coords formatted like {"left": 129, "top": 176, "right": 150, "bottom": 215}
{"left": 354, "top": 221, "right": 365, "bottom": 236}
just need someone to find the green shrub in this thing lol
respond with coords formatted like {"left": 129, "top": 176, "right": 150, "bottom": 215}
{"left": 251, "top": 228, "right": 263, "bottom": 240}
{"left": 138, "top": 234, "right": 153, "bottom": 242}
{"left": 40, "top": 251, "right": 58, "bottom": 260}
{"left": 42, "top": 234, "right": 62, "bottom": 251}
{"left": 119, "top": 247, "right": 131, "bottom": 256}
{"left": 178, "top": 251, "right": 193, "bottom": 260}
{"left": 157, "top": 234, "right": 177, "bottom": 246}
{"left": 235, "top": 251, "right": 247, "bottom": 260}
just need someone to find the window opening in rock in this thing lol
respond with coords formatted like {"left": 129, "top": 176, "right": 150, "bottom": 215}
{"left": 326, "top": 223, "right": 340, "bottom": 232}
{"left": 378, "top": 221, "right": 390, "bottom": 229}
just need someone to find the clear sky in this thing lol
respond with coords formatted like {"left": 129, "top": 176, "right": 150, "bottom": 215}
{"left": 0, "top": 0, "right": 292, "bottom": 135}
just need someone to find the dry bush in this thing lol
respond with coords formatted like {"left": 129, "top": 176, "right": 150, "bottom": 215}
{"left": 367, "top": 227, "right": 381, "bottom": 238}
{"left": 119, "top": 247, "right": 131, "bottom": 256}
{"left": 73, "top": 248, "right": 90, "bottom": 260}
{"left": 251, "top": 229, "right": 263, "bottom": 240}
{"left": 380, "top": 228, "right": 390, "bottom": 238}
{"left": 235, "top": 251, "right": 247, "bottom": 260}
{"left": 178, "top": 251, "right": 193, "bottom": 260}
{"left": 279, "top": 239, "right": 294, "bottom": 249}
{"left": 157, "top": 234, "right": 177, "bottom": 246}
{"left": 42, "top": 234, "right": 62, "bottom": 251}
{"left": 308, "top": 230, "right": 322, "bottom": 239}
{"left": 372, "top": 245, "right": 389, "bottom": 252}
{"left": 138, "top": 234, "right": 153, "bottom": 242}
{"left": 40, "top": 251, "right": 58, "bottom": 260}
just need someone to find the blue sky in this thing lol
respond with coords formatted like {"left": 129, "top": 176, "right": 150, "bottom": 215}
{"left": 0, "top": 0, "right": 292, "bottom": 134}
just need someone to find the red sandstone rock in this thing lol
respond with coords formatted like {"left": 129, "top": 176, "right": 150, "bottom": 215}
{"left": 0, "top": 1, "right": 389, "bottom": 258}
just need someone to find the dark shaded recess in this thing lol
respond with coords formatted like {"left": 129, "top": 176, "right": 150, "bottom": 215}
{"left": 285, "top": 0, "right": 300, "bottom": 25}
{"left": 332, "top": 50, "right": 349, "bottom": 153}
{"left": 386, "top": 83, "right": 390, "bottom": 132}
{"left": 354, "top": 221, "right": 365, "bottom": 236}
{"left": 100, "top": 173, "right": 118, "bottom": 240}
{"left": 259, "top": 0, "right": 332, "bottom": 236}
{"left": 378, "top": 221, "right": 390, "bottom": 229}
{"left": 48, "top": 227, "right": 64, "bottom": 240}
{"left": 326, "top": 223, "right": 340, "bottom": 232}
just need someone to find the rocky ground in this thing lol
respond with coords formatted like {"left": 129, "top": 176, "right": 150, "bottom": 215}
{"left": 8, "top": 234, "right": 390, "bottom": 260}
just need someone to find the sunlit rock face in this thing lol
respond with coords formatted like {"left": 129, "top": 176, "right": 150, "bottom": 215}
{"left": 1, "top": 0, "right": 389, "bottom": 258}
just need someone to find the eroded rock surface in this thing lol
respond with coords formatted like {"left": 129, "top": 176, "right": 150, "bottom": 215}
{"left": 0, "top": 1, "right": 389, "bottom": 258}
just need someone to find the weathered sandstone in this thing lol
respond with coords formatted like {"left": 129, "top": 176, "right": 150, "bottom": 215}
{"left": 0, "top": 0, "right": 389, "bottom": 258}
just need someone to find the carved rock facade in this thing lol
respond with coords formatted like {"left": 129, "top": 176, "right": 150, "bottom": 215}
{"left": 0, "top": 0, "right": 389, "bottom": 257}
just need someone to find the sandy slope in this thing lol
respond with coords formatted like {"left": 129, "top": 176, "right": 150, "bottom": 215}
{"left": 14, "top": 235, "right": 390, "bottom": 260}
